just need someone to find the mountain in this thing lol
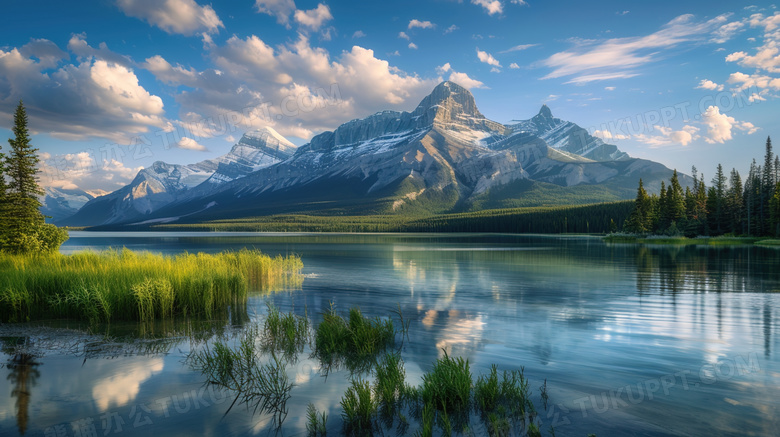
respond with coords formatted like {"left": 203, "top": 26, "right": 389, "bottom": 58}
{"left": 64, "top": 81, "right": 689, "bottom": 227}
{"left": 58, "top": 127, "right": 297, "bottom": 226}
{"left": 508, "top": 104, "right": 629, "bottom": 161}
{"left": 41, "top": 187, "right": 102, "bottom": 222}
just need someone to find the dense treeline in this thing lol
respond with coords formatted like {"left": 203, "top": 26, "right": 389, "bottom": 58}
{"left": 158, "top": 201, "right": 635, "bottom": 234}
{"left": 0, "top": 101, "right": 68, "bottom": 253}
{"left": 625, "top": 136, "right": 780, "bottom": 237}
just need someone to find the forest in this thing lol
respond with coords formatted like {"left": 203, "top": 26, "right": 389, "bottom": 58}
{"left": 624, "top": 137, "right": 780, "bottom": 237}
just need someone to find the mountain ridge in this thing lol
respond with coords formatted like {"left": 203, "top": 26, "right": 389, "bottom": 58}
{"left": 58, "top": 81, "right": 688, "bottom": 227}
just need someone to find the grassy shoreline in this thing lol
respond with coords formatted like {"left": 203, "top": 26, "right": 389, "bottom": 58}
{"left": 603, "top": 234, "right": 775, "bottom": 246}
{"left": 0, "top": 249, "right": 302, "bottom": 323}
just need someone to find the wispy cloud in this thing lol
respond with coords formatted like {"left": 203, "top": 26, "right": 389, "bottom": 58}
{"left": 499, "top": 43, "right": 537, "bottom": 54}
{"left": 540, "top": 14, "right": 729, "bottom": 83}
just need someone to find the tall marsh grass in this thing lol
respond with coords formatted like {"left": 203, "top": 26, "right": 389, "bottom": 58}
{"left": 0, "top": 249, "right": 303, "bottom": 323}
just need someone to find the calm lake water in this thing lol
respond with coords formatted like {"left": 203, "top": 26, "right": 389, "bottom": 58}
{"left": 1, "top": 232, "right": 779, "bottom": 436}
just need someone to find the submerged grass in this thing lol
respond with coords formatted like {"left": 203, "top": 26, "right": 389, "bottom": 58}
{"left": 0, "top": 249, "right": 303, "bottom": 323}
{"left": 262, "top": 303, "right": 310, "bottom": 357}
{"left": 314, "top": 304, "right": 395, "bottom": 369}
{"left": 189, "top": 327, "right": 293, "bottom": 427}
{"left": 340, "top": 377, "right": 378, "bottom": 435}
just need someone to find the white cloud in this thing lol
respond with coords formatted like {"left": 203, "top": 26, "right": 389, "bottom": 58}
{"left": 604, "top": 86, "right": 616, "bottom": 91}
{"left": 444, "top": 25, "right": 459, "bottom": 34}
{"left": 225, "top": 135, "right": 236, "bottom": 143}
{"left": 408, "top": 19, "right": 435, "bottom": 30}
{"left": 116, "top": 0, "right": 223, "bottom": 36}
{"left": 634, "top": 125, "right": 700, "bottom": 147}
{"left": 711, "top": 21, "right": 746, "bottom": 44}
{"left": 540, "top": 14, "right": 729, "bottom": 83}
{"left": 490, "top": 67, "right": 501, "bottom": 73}
{"left": 509, "top": 62, "right": 520, "bottom": 69}
{"left": 436, "top": 63, "right": 452, "bottom": 74}
{"left": 39, "top": 152, "right": 145, "bottom": 192}
{"left": 472, "top": 0, "right": 502, "bottom": 15}
{"left": 352, "top": 30, "right": 366, "bottom": 39}
{"left": 448, "top": 71, "right": 486, "bottom": 89}
{"left": 726, "top": 71, "right": 780, "bottom": 91}
{"left": 146, "top": 34, "right": 440, "bottom": 140}
{"left": 0, "top": 43, "right": 168, "bottom": 143}
{"left": 499, "top": 43, "right": 537, "bottom": 54}
{"left": 701, "top": 106, "right": 757, "bottom": 144}
{"left": 67, "top": 33, "right": 134, "bottom": 67}
{"left": 476, "top": 49, "right": 501, "bottom": 67}
{"left": 544, "top": 94, "right": 560, "bottom": 102}
{"left": 593, "top": 129, "right": 629, "bottom": 140}
{"left": 293, "top": 4, "right": 333, "bottom": 30}
{"left": 398, "top": 31, "right": 410, "bottom": 40}
{"left": 254, "top": 0, "right": 296, "bottom": 27}
{"left": 408, "top": 42, "right": 418, "bottom": 50}
{"left": 696, "top": 79, "right": 724, "bottom": 91}
{"left": 176, "top": 136, "right": 208, "bottom": 151}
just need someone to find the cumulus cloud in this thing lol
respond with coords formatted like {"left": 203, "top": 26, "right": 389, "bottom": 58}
{"left": 540, "top": 14, "right": 729, "bottom": 83}
{"left": 398, "top": 31, "right": 410, "bottom": 40}
{"left": 726, "top": 71, "right": 780, "bottom": 91}
{"left": 476, "top": 49, "right": 501, "bottom": 67}
{"left": 444, "top": 25, "right": 459, "bottom": 34}
{"left": 408, "top": 42, "right": 418, "bottom": 50}
{"left": 116, "top": 0, "right": 223, "bottom": 36}
{"left": 352, "top": 30, "right": 366, "bottom": 39}
{"left": 701, "top": 106, "right": 757, "bottom": 144}
{"left": 634, "top": 125, "right": 700, "bottom": 147}
{"left": 0, "top": 42, "right": 168, "bottom": 143}
{"left": 39, "top": 151, "right": 145, "bottom": 192}
{"left": 408, "top": 19, "right": 435, "bottom": 30}
{"left": 254, "top": 0, "right": 296, "bottom": 26}
{"left": 696, "top": 79, "right": 724, "bottom": 91}
{"left": 436, "top": 63, "right": 452, "bottom": 74}
{"left": 472, "top": 0, "right": 502, "bottom": 15}
{"left": 593, "top": 129, "right": 629, "bottom": 141}
{"left": 144, "top": 34, "right": 440, "bottom": 140}
{"left": 19, "top": 38, "right": 68, "bottom": 69}
{"left": 175, "top": 136, "right": 208, "bottom": 151}
{"left": 67, "top": 33, "right": 134, "bottom": 67}
{"left": 448, "top": 71, "right": 486, "bottom": 89}
{"left": 509, "top": 62, "right": 520, "bottom": 69}
{"left": 293, "top": 3, "right": 333, "bottom": 30}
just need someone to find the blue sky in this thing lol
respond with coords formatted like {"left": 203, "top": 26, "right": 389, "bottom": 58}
{"left": 1, "top": 0, "right": 778, "bottom": 193}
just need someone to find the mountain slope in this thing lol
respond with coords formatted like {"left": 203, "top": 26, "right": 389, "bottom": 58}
{"left": 123, "top": 81, "right": 687, "bottom": 226}
{"left": 58, "top": 127, "right": 297, "bottom": 226}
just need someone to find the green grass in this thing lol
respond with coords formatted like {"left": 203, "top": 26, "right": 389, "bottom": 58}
{"left": 189, "top": 328, "right": 293, "bottom": 426}
{"left": 421, "top": 350, "right": 472, "bottom": 414}
{"left": 756, "top": 239, "right": 780, "bottom": 246}
{"left": 0, "top": 249, "right": 303, "bottom": 323}
{"left": 314, "top": 304, "right": 395, "bottom": 368}
{"left": 306, "top": 403, "right": 328, "bottom": 436}
{"left": 262, "top": 303, "right": 310, "bottom": 356}
{"left": 604, "top": 234, "right": 765, "bottom": 246}
{"left": 340, "top": 377, "right": 378, "bottom": 435}
{"left": 374, "top": 353, "right": 406, "bottom": 407}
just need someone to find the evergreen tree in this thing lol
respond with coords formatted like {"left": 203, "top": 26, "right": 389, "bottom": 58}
{"left": 3, "top": 101, "right": 67, "bottom": 253}
{"left": 625, "top": 179, "right": 652, "bottom": 233}
{"left": 709, "top": 164, "right": 727, "bottom": 235}
{"left": 770, "top": 182, "right": 780, "bottom": 237}
{"left": 0, "top": 140, "right": 7, "bottom": 244}
{"left": 727, "top": 169, "right": 743, "bottom": 235}
{"left": 658, "top": 180, "right": 667, "bottom": 231}
{"left": 744, "top": 160, "right": 762, "bottom": 236}
{"left": 667, "top": 170, "right": 686, "bottom": 227}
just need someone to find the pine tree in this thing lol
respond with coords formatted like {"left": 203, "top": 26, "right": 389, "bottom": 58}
{"left": 3, "top": 101, "right": 67, "bottom": 253}
{"left": 744, "top": 160, "right": 762, "bottom": 236}
{"left": 625, "top": 179, "right": 652, "bottom": 233}
{"left": 770, "top": 182, "right": 780, "bottom": 237}
{"left": 727, "top": 169, "right": 743, "bottom": 235}
{"left": 667, "top": 170, "right": 686, "bottom": 226}
{"left": 0, "top": 140, "right": 7, "bottom": 245}
{"left": 761, "top": 137, "right": 774, "bottom": 234}
{"left": 658, "top": 180, "right": 667, "bottom": 231}
{"left": 709, "top": 164, "right": 727, "bottom": 235}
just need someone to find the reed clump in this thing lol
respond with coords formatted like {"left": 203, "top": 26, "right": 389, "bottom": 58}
{"left": 314, "top": 304, "right": 395, "bottom": 366}
{"left": 0, "top": 249, "right": 303, "bottom": 323}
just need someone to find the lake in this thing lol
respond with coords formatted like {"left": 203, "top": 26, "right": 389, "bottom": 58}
{"left": 1, "top": 232, "right": 778, "bottom": 436}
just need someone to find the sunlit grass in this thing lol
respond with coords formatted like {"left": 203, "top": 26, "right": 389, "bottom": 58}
{"left": 314, "top": 304, "right": 395, "bottom": 368}
{"left": 0, "top": 249, "right": 302, "bottom": 323}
